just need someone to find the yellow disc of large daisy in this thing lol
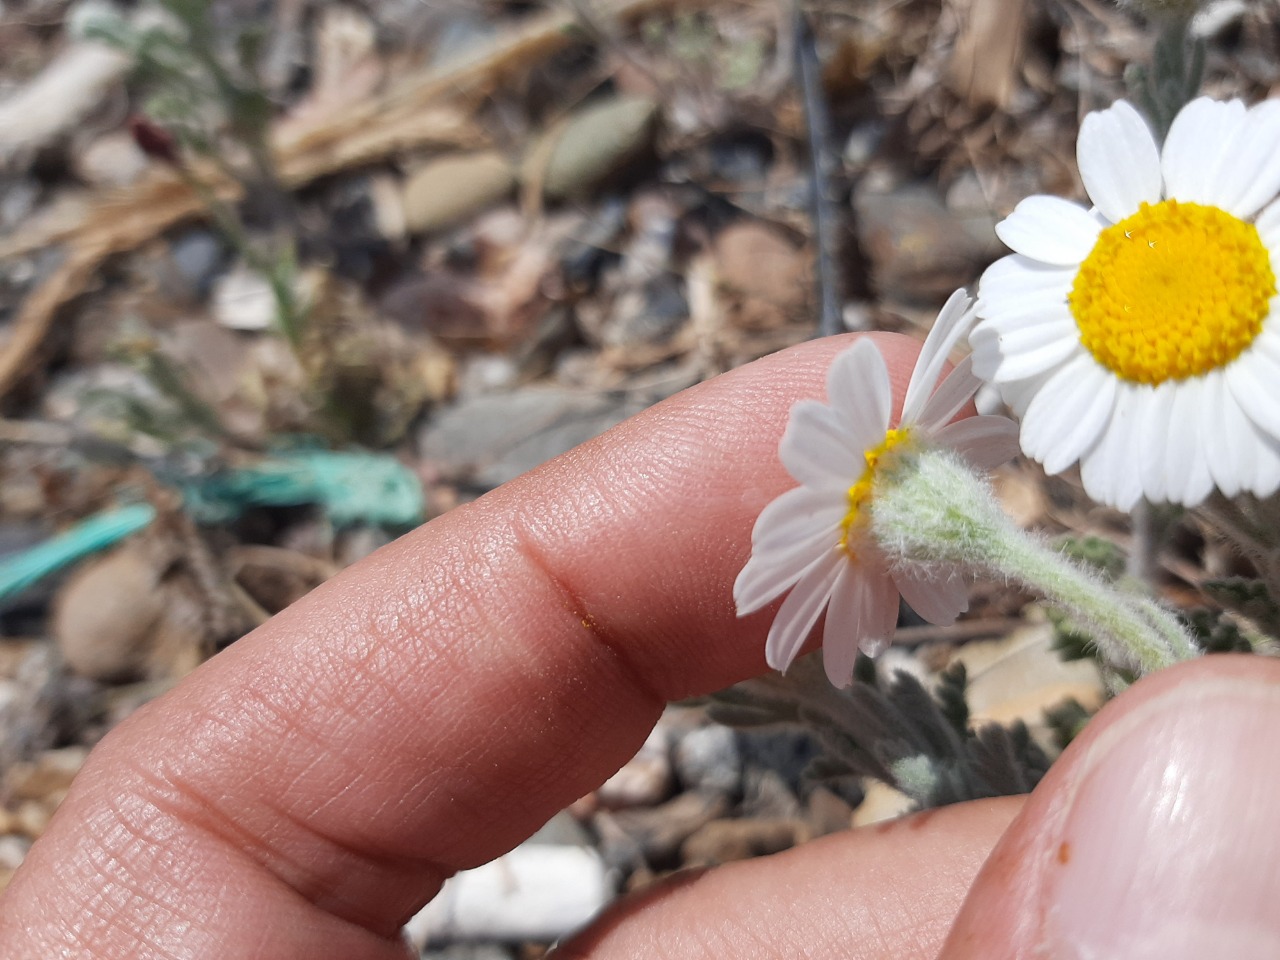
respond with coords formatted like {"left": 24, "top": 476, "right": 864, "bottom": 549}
{"left": 1070, "top": 200, "right": 1276, "bottom": 385}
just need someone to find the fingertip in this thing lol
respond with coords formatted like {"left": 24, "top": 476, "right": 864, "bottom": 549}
{"left": 941, "top": 655, "right": 1280, "bottom": 959}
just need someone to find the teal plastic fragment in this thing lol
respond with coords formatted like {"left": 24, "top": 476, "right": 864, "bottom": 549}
{"left": 0, "top": 502, "right": 157, "bottom": 603}
{"left": 182, "top": 450, "right": 425, "bottom": 528}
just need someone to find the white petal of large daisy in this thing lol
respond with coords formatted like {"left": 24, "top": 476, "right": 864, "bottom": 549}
{"left": 1018, "top": 355, "right": 1115, "bottom": 475}
{"left": 1245, "top": 423, "right": 1280, "bottom": 499}
{"left": 1162, "top": 97, "right": 1247, "bottom": 205}
{"left": 995, "top": 196, "right": 1102, "bottom": 265}
{"left": 979, "top": 255, "right": 1076, "bottom": 302}
{"left": 985, "top": 334, "right": 1078, "bottom": 383}
{"left": 1077, "top": 100, "right": 1161, "bottom": 223}
{"left": 1079, "top": 386, "right": 1145, "bottom": 511}
{"left": 1257, "top": 199, "right": 1280, "bottom": 245}
{"left": 1220, "top": 100, "right": 1280, "bottom": 219}
{"left": 737, "top": 291, "right": 1019, "bottom": 685}
{"left": 1224, "top": 344, "right": 1280, "bottom": 439}
{"left": 1138, "top": 382, "right": 1178, "bottom": 503}
{"left": 1202, "top": 370, "right": 1252, "bottom": 499}
{"left": 1165, "top": 380, "right": 1214, "bottom": 506}
{"left": 980, "top": 313, "right": 1077, "bottom": 356}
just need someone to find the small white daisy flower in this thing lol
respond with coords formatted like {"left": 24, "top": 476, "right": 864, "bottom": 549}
{"left": 734, "top": 291, "right": 1019, "bottom": 687}
{"left": 973, "top": 97, "right": 1280, "bottom": 510}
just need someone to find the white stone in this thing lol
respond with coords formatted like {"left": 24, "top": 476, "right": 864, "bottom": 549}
{"left": 404, "top": 845, "right": 612, "bottom": 947}
{"left": 211, "top": 264, "right": 278, "bottom": 332}
{"left": 673, "top": 724, "right": 740, "bottom": 795}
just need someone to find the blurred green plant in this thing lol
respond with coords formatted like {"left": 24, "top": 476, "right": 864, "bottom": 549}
{"left": 709, "top": 654, "right": 1052, "bottom": 810}
{"left": 78, "top": 0, "right": 305, "bottom": 347}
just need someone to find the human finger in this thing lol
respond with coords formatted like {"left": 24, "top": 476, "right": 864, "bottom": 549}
{"left": 940, "top": 654, "right": 1280, "bottom": 959}
{"left": 0, "top": 332, "right": 941, "bottom": 958}
{"left": 558, "top": 797, "right": 1021, "bottom": 960}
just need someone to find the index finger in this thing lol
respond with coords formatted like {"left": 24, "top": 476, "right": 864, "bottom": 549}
{"left": 1, "top": 333, "right": 928, "bottom": 958}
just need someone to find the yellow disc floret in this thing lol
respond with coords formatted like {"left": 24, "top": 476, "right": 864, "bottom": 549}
{"left": 839, "top": 427, "right": 914, "bottom": 554}
{"left": 1069, "top": 200, "right": 1276, "bottom": 385}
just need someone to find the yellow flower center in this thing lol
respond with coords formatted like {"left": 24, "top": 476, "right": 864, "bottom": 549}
{"left": 839, "top": 427, "right": 913, "bottom": 554}
{"left": 1069, "top": 199, "right": 1276, "bottom": 385}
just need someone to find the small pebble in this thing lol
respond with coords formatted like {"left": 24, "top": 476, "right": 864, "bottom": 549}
{"left": 672, "top": 724, "right": 740, "bottom": 796}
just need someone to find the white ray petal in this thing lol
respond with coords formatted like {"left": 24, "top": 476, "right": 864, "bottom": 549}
{"left": 902, "top": 290, "right": 974, "bottom": 425}
{"left": 822, "top": 565, "right": 871, "bottom": 687}
{"left": 764, "top": 552, "right": 843, "bottom": 673}
{"left": 1215, "top": 99, "right": 1280, "bottom": 218}
{"left": 734, "top": 532, "right": 840, "bottom": 615}
{"left": 1202, "top": 370, "right": 1250, "bottom": 498}
{"left": 983, "top": 313, "right": 1079, "bottom": 353}
{"left": 779, "top": 400, "right": 858, "bottom": 488}
{"left": 1021, "top": 357, "right": 1113, "bottom": 473}
{"left": 1225, "top": 347, "right": 1280, "bottom": 441}
{"left": 895, "top": 566, "right": 969, "bottom": 626}
{"left": 1165, "top": 377, "right": 1214, "bottom": 506}
{"left": 1078, "top": 100, "right": 1162, "bottom": 224}
{"left": 854, "top": 570, "right": 902, "bottom": 659}
{"left": 782, "top": 400, "right": 864, "bottom": 479}
{"left": 995, "top": 373, "right": 1050, "bottom": 417}
{"left": 995, "top": 196, "right": 1103, "bottom": 265}
{"left": 1162, "top": 97, "right": 1247, "bottom": 205}
{"left": 933, "top": 415, "right": 1020, "bottom": 470}
{"left": 1079, "top": 385, "right": 1144, "bottom": 510}
{"left": 977, "top": 295, "right": 1074, "bottom": 333}
{"left": 968, "top": 324, "right": 1004, "bottom": 382}
{"left": 917, "top": 355, "right": 980, "bottom": 432}
{"left": 1139, "top": 382, "right": 1177, "bottom": 503}
{"left": 979, "top": 255, "right": 1078, "bottom": 301}
{"left": 826, "top": 339, "right": 892, "bottom": 450}
{"left": 989, "top": 335, "right": 1079, "bottom": 383}
{"left": 751, "top": 485, "right": 846, "bottom": 551}
{"left": 1257, "top": 199, "right": 1280, "bottom": 249}
{"left": 1244, "top": 418, "right": 1280, "bottom": 499}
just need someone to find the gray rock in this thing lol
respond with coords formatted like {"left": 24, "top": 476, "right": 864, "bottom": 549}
{"left": 597, "top": 725, "right": 672, "bottom": 809}
{"left": 594, "top": 789, "right": 729, "bottom": 871}
{"left": 168, "top": 230, "right": 226, "bottom": 301}
{"left": 420, "top": 945, "right": 513, "bottom": 960}
{"left": 672, "top": 724, "right": 740, "bottom": 796}
{"left": 680, "top": 817, "right": 808, "bottom": 867}
{"left": 740, "top": 767, "right": 803, "bottom": 820}
{"left": 852, "top": 180, "right": 1003, "bottom": 305}
{"left": 526, "top": 809, "right": 592, "bottom": 848}
{"left": 418, "top": 386, "right": 650, "bottom": 490}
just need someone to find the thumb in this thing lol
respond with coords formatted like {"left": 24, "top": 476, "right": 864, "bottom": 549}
{"left": 940, "top": 654, "right": 1280, "bottom": 960}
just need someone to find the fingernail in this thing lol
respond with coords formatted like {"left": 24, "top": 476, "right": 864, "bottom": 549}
{"left": 1044, "top": 677, "right": 1280, "bottom": 959}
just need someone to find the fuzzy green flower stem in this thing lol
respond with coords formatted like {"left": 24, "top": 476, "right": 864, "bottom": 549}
{"left": 1126, "top": 8, "right": 1206, "bottom": 141}
{"left": 871, "top": 449, "right": 1199, "bottom": 676}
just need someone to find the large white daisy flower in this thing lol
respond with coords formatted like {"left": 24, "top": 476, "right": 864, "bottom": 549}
{"left": 734, "top": 291, "right": 1019, "bottom": 687}
{"left": 973, "top": 97, "right": 1280, "bottom": 510}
